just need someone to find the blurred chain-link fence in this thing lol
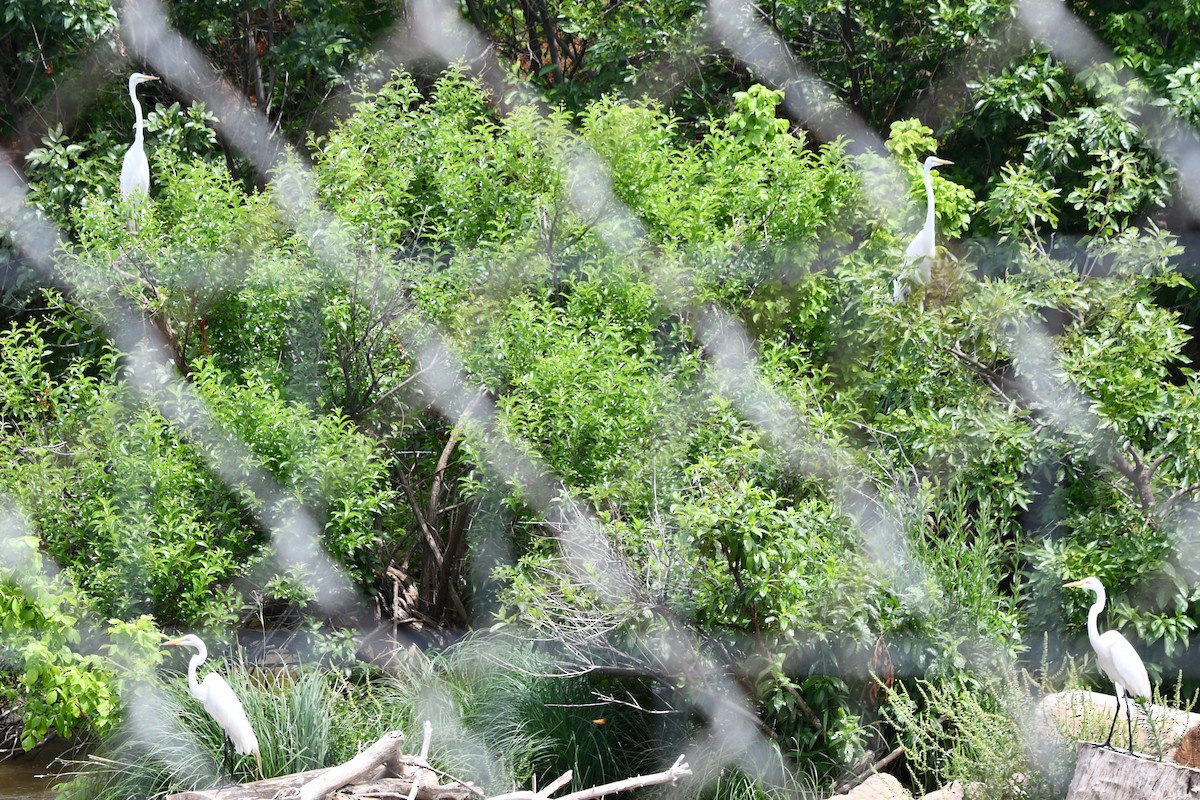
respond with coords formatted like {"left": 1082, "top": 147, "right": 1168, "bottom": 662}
{"left": 4, "top": 0, "right": 1200, "bottom": 795}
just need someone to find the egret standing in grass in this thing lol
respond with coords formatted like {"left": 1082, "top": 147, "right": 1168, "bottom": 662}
{"left": 893, "top": 155, "right": 954, "bottom": 305}
{"left": 1063, "top": 577, "right": 1152, "bottom": 755}
{"left": 120, "top": 72, "right": 159, "bottom": 230}
{"left": 163, "top": 634, "right": 262, "bottom": 780}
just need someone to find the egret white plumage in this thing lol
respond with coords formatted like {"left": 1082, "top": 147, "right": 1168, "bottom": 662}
{"left": 1063, "top": 577, "right": 1152, "bottom": 755}
{"left": 163, "top": 634, "right": 262, "bottom": 779}
{"left": 120, "top": 72, "right": 159, "bottom": 229}
{"left": 893, "top": 155, "right": 954, "bottom": 305}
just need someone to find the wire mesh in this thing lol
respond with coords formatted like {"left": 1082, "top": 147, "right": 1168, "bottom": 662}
{"left": 2, "top": 0, "right": 1199, "bottom": 796}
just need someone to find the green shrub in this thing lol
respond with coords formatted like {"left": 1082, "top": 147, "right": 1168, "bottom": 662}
{"left": 884, "top": 675, "right": 1073, "bottom": 799}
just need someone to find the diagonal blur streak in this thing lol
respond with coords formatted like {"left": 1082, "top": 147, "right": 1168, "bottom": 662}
{"left": 10, "top": 0, "right": 1196, "bottom": 789}
{"left": 1016, "top": 0, "right": 1200, "bottom": 222}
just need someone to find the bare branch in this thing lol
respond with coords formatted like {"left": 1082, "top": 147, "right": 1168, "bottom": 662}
{"left": 488, "top": 756, "right": 691, "bottom": 800}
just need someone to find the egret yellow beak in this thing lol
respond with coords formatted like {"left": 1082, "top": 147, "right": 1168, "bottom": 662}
{"left": 1062, "top": 579, "right": 1087, "bottom": 589}
{"left": 162, "top": 637, "right": 185, "bottom": 647}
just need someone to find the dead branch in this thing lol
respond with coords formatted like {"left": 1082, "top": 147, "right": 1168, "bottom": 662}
{"left": 487, "top": 756, "right": 691, "bottom": 800}
{"left": 555, "top": 755, "right": 691, "bottom": 800}
{"left": 534, "top": 771, "right": 575, "bottom": 799}
{"left": 832, "top": 745, "right": 905, "bottom": 794}
{"left": 166, "top": 725, "right": 689, "bottom": 800}
{"left": 299, "top": 730, "right": 405, "bottom": 800}
{"left": 405, "top": 721, "right": 433, "bottom": 800}
{"left": 491, "top": 770, "right": 576, "bottom": 800}
{"left": 429, "top": 427, "right": 461, "bottom": 524}
{"left": 396, "top": 467, "right": 446, "bottom": 568}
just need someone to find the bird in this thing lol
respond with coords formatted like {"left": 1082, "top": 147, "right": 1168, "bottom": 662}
{"left": 120, "top": 72, "right": 159, "bottom": 229}
{"left": 1063, "top": 577, "right": 1152, "bottom": 756}
{"left": 163, "top": 634, "right": 262, "bottom": 780}
{"left": 893, "top": 155, "right": 954, "bottom": 305}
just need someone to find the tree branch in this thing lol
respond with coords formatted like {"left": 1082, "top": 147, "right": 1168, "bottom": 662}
{"left": 489, "top": 756, "right": 691, "bottom": 800}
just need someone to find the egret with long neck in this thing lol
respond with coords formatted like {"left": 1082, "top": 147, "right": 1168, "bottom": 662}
{"left": 120, "top": 72, "right": 159, "bottom": 229}
{"left": 163, "top": 634, "right": 262, "bottom": 781}
{"left": 893, "top": 155, "right": 953, "bottom": 305}
{"left": 1063, "top": 577, "right": 1151, "bottom": 755}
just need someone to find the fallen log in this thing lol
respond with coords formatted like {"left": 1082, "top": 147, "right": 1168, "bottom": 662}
{"left": 300, "top": 731, "right": 406, "bottom": 800}
{"left": 166, "top": 766, "right": 329, "bottom": 800}
{"left": 165, "top": 731, "right": 406, "bottom": 800}
{"left": 166, "top": 768, "right": 478, "bottom": 800}
{"left": 335, "top": 778, "right": 478, "bottom": 800}
{"left": 165, "top": 727, "right": 691, "bottom": 800}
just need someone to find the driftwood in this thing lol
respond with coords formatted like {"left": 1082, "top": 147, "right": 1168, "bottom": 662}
{"left": 1066, "top": 743, "right": 1200, "bottom": 799}
{"left": 165, "top": 731, "right": 408, "bottom": 800}
{"left": 335, "top": 779, "right": 478, "bottom": 800}
{"left": 299, "top": 731, "right": 406, "bottom": 800}
{"left": 400, "top": 720, "right": 436, "bottom": 800}
{"left": 165, "top": 766, "right": 334, "bottom": 800}
{"left": 166, "top": 724, "right": 691, "bottom": 800}
{"left": 487, "top": 755, "right": 692, "bottom": 800}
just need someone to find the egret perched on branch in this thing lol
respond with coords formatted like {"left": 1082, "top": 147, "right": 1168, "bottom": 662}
{"left": 163, "top": 634, "right": 262, "bottom": 780}
{"left": 893, "top": 155, "right": 954, "bottom": 305}
{"left": 1063, "top": 577, "right": 1152, "bottom": 756}
{"left": 120, "top": 72, "right": 159, "bottom": 229}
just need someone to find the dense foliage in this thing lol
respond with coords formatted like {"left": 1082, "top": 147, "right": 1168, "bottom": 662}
{"left": 5, "top": 1, "right": 1200, "bottom": 798}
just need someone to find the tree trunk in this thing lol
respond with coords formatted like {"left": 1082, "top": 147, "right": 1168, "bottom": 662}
{"left": 1067, "top": 743, "right": 1200, "bottom": 798}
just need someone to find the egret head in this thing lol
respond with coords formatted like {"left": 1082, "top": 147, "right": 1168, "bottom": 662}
{"left": 1063, "top": 576, "right": 1105, "bottom": 595}
{"left": 162, "top": 633, "right": 205, "bottom": 652}
{"left": 129, "top": 73, "right": 160, "bottom": 88}
{"left": 923, "top": 155, "right": 953, "bottom": 170}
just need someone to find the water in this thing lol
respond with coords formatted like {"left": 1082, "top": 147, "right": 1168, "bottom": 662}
{"left": 0, "top": 746, "right": 66, "bottom": 800}
{"left": 0, "top": 764, "right": 56, "bottom": 800}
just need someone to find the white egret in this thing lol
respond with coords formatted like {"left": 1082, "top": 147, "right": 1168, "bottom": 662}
{"left": 120, "top": 72, "right": 159, "bottom": 229}
{"left": 893, "top": 155, "right": 954, "bottom": 305}
{"left": 163, "top": 634, "right": 262, "bottom": 779}
{"left": 1063, "top": 577, "right": 1152, "bottom": 755}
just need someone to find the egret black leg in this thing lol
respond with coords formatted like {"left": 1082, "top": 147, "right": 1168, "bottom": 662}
{"left": 219, "top": 735, "right": 234, "bottom": 786}
{"left": 1125, "top": 694, "right": 1136, "bottom": 756}
{"left": 1103, "top": 699, "right": 1120, "bottom": 749}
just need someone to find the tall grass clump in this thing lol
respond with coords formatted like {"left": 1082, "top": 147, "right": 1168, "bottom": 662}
{"left": 361, "top": 636, "right": 689, "bottom": 794}
{"left": 56, "top": 682, "right": 220, "bottom": 800}
{"left": 57, "top": 658, "right": 341, "bottom": 800}
{"left": 238, "top": 667, "right": 334, "bottom": 777}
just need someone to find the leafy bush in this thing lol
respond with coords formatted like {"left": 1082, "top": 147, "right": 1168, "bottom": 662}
{"left": 0, "top": 517, "right": 162, "bottom": 751}
{"left": 11, "top": 52, "right": 1200, "bottom": 799}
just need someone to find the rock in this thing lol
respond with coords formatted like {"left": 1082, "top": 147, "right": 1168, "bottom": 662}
{"left": 1036, "top": 690, "right": 1200, "bottom": 760}
{"left": 1173, "top": 723, "right": 1200, "bottom": 768}
{"left": 919, "top": 781, "right": 963, "bottom": 800}
{"left": 829, "top": 773, "right": 913, "bottom": 800}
